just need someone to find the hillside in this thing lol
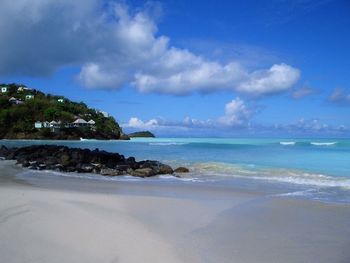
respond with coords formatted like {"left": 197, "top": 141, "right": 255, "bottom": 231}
{"left": 0, "top": 83, "right": 126, "bottom": 140}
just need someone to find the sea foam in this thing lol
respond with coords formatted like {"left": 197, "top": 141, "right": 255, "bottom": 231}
{"left": 280, "top": 141, "right": 296, "bottom": 146}
{"left": 191, "top": 162, "right": 350, "bottom": 190}
{"left": 310, "top": 142, "right": 337, "bottom": 146}
{"left": 149, "top": 142, "right": 189, "bottom": 146}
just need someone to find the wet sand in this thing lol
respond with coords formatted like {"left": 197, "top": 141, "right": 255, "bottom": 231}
{"left": 1, "top": 161, "right": 350, "bottom": 263}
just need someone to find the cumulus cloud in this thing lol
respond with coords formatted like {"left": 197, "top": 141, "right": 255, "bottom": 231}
{"left": 124, "top": 117, "right": 159, "bottom": 130}
{"left": 123, "top": 97, "right": 253, "bottom": 132}
{"left": 123, "top": 114, "right": 348, "bottom": 137}
{"left": 237, "top": 64, "right": 300, "bottom": 96}
{"left": 291, "top": 86, "right": 319, "bottom": 99}
{"left": 0, "top": 0, "right": 300, "bottom": 96}
{"left": 218, "top": 98, "right": 252, "bottom": 125}
{"left": 328, "top": 88, "right": 350, "bottom": 105}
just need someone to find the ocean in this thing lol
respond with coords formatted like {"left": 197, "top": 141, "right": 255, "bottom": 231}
{"left": 1, "top": 137, "right": 350, "bottom": 203}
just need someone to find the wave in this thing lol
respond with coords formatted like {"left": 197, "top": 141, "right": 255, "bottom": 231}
{"left": 280, "top": 141, "right": 296, "bottom": 146}
{"left": 148, "top": 142, "right": 189, "bottom": 146}
{"left": 248, "top": 172, "right": 350, "bottom": 189}
{"left": 15, "top": 168, "right": 205, "bottom": 184}
{"left": 273, "top": 189, "right": 317, "bottom": 197}
{"left": 190, "top": 162, "right": 350, "bottom": 189}
{"left": 310, "top": 142, "right": 337, "bottom": 146}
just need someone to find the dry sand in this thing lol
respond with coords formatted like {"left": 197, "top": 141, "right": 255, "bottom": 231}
{"left": 1, "top": 161, "right": 350, "bottom": 263}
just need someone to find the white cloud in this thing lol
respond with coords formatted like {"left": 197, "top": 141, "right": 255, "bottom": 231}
{"left": 0, "top": 1, "right": 300, "bottom": 96}
{"left": 218, "top": 98, "right": 252, "bottom": 125}
{"left": 291, "top": 86, "right": 319, "bottom": 99}
{"left": 123, "top": 97, "right": 253, "bottom": 132}
{"left": 328, "top": 88, "right": 350, "bottom": 105}
{"left": 124, "top": 117, "right": 159, "bottom": 130}
{"left": 270, "top": 117, "right": 349, "bottom": 136}
{"left": 123, "top": 101, "right": 349, "bottom": 137}
{"left": 237, "top": 64, "right": 300, "bottom": 96}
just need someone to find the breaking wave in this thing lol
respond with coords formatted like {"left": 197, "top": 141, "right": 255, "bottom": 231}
{"left": 189, "top": 162, "right": 350, "bottom": 189}
{"left": 280, "top": 141, "right": 296, "bottom": 146}
{"left": 310, "top": 142, "right": 337, "bottom": 146}
{"left": 148, "top": 142, "right": 189, "bottom": 146}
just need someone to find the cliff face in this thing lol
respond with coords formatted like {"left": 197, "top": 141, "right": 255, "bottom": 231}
{"left": 0, "top": 83, "right": 124, "bottom": 140}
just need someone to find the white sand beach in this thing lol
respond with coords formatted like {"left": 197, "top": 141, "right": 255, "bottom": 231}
{"left": 1, "top": 161, "right": 350, "bottom": 263}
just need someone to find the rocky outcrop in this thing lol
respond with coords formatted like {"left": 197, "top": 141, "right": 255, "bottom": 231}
{"left": 0, "top": 145, "right": 188, "bottom": 178}
{"left": 128, "top": 131, "right": 155, "bottom": 138}
{"left": 119, "top": 133, "right": 131, "bottom": 140}
{"left": 174, "top": 167, "right": 190, "bottom": 173}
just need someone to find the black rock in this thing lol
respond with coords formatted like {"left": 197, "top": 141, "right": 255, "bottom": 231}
{"left": 174, "top": 167, "right": 190, "bottom": 173}
{"left": 0, "top": 144, "right": 185, "bottom": 178}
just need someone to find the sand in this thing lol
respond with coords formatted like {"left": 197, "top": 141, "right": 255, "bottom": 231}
{"left": 1, "top": 161, "right": 350, "bottom": 263}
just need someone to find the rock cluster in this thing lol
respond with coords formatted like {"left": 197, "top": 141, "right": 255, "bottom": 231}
{"left": 0, "top": 145, "right": 188, "bottom": 178}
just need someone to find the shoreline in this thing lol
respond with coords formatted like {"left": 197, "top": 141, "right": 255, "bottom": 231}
{"left": 1, "top": 161, "right": 350, "bottom": 262}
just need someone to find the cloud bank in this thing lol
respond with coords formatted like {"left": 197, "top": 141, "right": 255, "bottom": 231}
{"left": 123, "top": 115, "right": 348, "bottom": 138}
{"left": 123, "top": 97, "right": 254, "bottom": 134}
{"left": 0, "top": 0, "right": 300, "bottom": 96}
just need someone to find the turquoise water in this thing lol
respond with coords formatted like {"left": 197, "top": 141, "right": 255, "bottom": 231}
{"left": 2, "top": 138, "right": 350, "bottom": 203}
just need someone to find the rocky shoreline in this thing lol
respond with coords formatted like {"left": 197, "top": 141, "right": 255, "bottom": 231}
{"left": 0, "top": 145, "right": 189, "bottom": 178}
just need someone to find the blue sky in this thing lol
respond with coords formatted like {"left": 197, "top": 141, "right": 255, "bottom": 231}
{"left": 0, "top": 0, "right": 349, "bottom": 137}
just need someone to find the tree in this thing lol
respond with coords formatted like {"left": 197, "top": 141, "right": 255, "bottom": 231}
{"left": 44, "top": 107, "right": 59, "bottom": 120}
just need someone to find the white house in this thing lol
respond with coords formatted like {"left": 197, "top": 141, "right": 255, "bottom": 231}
{"left": 25, "top": 94, "right": 34, "bottom": 100}
{"left": 43, "top": 121, "right": 50, "bottom": 128}
{"left": 73, "top": 118, "right": 88, "bottom": 127}
{"left": 35, "top": 121, "right": 43, "bottom": 129}
{"left": 35, "top": 121, "right": 58, "bottom": 129}
{"left": 9, "top": 97, "right": 17, "bottom": 103}
{"left": 9, "top": 97, "right": 23, "bottom": 105}
{"left": 57, "top": 98, "right": 64, "bottom": 103}
{"left": 49, "top": 121, "right": 62, "bottom": 128}
{"left": 87, "top": 120, "right": 96, "bottom": 126}
{"left": 17, "top": 87, "right": 26, "bottom": 92}
{"left": 1, "top": 87, "right": 8, "bottom": 93}
{"left": 35, "top": 119, "right": 95, "bottom": 130}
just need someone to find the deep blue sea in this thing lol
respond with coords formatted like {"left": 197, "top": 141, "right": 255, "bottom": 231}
{"left": 2, "top": 138, "right": 350, "bottom": 203}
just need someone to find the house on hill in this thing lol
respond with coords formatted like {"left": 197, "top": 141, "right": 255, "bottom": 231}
{"left": 87, "top": 120, "right": 96, "bottom": 126}
{"left": 34, "top": 121, "right": 43, "bottom": 129}
{"left": 1, "top": 87, "right": 8, "bottom": 93}
{"left": 50, "top": 121, "right": 61, "bottom": 128}
{"left": 25, "top": 94, "right": 34, "bottom": 100}
{"left": 35, "top": 121, "right": 50, "bottom": 129}
{"left": 17, "top": 86, "right": 32, "bottom": 92}
{"left": 35, "top": 118, "right": 95, "bottom": 131}
{"left": 9, "top": 97, "right": 24, "bottom": 105}
{"left": 73, "top": 118, "right": 88, "bottom": 127}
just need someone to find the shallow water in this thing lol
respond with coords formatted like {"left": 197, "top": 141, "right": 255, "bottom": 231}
{"left": 1, "top": 137, "right": 350, "bottom": 203}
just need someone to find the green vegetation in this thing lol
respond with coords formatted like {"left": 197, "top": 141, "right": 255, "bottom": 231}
{"left": 128, "top": 131, "right": 155, "bottom": 138}
{"left": 0, "top": 83, "right": 124, "bottom": 139}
